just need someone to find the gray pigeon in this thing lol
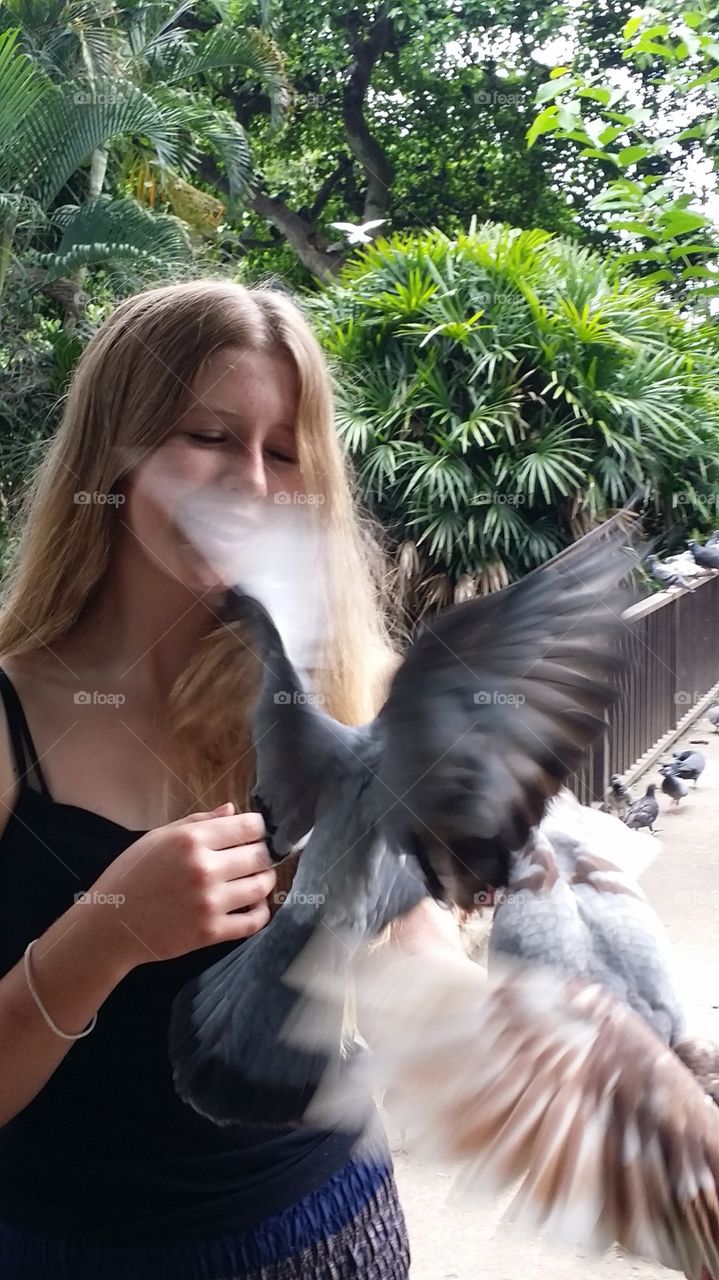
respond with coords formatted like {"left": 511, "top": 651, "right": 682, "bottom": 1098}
{"left": 659, "top": 764, "right": 689, "bottom": 810}
{"left": 623, "top": 783, "right": 659, "bottom": 832}
{"left": 644, "top": 554, "right": 694, "bottom": 592}
{"left": 601, "top": 772, "right": 634, "bottom": 819}
{"left": 706, "top": 530, "right": 719, "bottom": 546}
{"left": 169, "top": 515, "right": 637, "bottom": 1128}
{"left": 669, "top": 749, "right": 705, "bottom": 785}
{"left": 688, "top": 540, "right": 719, "bottom": 570}
{"left": 706, "top": 704, "right": 719, "bottom": 732}
{"left": 488, "top": 793, "right": 685, "bottom": 1044}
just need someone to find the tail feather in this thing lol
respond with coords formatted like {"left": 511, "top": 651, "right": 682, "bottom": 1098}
{"left": 169, "top": 913, "right": 358, "bottom": 1128}
{"left": 303, "top": 948, "right": 719, "bottom": 1280}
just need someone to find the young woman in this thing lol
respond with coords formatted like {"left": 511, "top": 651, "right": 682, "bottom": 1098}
{"left": 0, "top": 279, "right": 467, "bottom": 1280}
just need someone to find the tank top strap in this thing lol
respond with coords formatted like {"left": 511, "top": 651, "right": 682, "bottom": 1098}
{"left": 0, "top": 666, "right": 52, "bottom": 798}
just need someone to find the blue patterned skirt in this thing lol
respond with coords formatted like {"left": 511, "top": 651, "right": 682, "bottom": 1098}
{"left": 0, "top": 1153, "right": 410, "bottom": 1280}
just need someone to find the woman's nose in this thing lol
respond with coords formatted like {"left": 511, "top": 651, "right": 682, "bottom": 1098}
{"left": 221, "top": 442, "right": 268, "bottom": 500}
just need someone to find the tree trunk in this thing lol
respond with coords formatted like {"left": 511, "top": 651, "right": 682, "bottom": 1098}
{"left": 0, "top": 214, "right": 18, "bottom": 303}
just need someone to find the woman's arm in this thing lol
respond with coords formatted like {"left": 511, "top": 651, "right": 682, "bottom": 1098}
{"left": 0, "top": 900, "right": 134, "bottom": 1128}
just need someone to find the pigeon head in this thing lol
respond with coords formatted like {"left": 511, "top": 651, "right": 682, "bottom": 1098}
{"left": 645, "top": 783, "right": 658, "bottom": 796}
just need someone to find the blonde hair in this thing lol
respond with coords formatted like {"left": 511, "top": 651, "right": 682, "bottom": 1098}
{"left": 0, "top": 279, "right": 405, "bottom": 824}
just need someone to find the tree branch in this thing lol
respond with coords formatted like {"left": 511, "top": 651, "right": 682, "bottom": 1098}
{"left": 248, "top": 188, "right": 346, "bottom": 280}
{"left": 196, "top": 153, "right": 347, "bottom": 280}
{"left": 341, "top": 12, "right": 396, "bottom": 224}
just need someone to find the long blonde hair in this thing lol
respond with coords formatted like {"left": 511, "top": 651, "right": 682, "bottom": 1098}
{"left": 0, "top": 279, "right": 405, "bottom": 821}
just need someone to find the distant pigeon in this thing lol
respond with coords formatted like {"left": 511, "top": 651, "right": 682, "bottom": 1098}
{"left": 706, "top": 530, "right": 719, "bottom": 546}
{"left": 706, "top": 705, "right": 719, "bottom": 733}
{"left": 623, "top": 783, "right": 659, "bottom": 832}
{"left": 659, "top": 764, "right": 688, "bottom": 811}
{"left": 668, "top": 750, "right": 705, "bottom": 785}
{"left": 644, "top": 554, "right": 694, "bottom": 592}
{"left": 329, "top": 219, "right": 387, "bottom": 245}
{"left": 688, "top": 540, "right": 719, "bottom": 571}
{"left": 601, "top": 773, "right": 634, "bottom": 819}
{"left": 663, "top": 551, "right": 710, "bottom": 580}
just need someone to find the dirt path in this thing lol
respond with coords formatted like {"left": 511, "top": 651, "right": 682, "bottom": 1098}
{"left": 391, "top": 712, "right": 719, "bottom": 1279}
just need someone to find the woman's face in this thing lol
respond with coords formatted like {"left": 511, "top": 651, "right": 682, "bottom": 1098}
{"left": 123, "top": 345, "right": 306, "bottom": 595}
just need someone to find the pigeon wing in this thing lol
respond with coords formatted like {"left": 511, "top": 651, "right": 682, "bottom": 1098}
{"left": 304, "top": 950, "right": 719, "bottom": 1280}
{"left": 221, "top": 588, "right": 358, "bottom": 856}
{"left": 372, "top": 512, "right": 638, "bottom": 906}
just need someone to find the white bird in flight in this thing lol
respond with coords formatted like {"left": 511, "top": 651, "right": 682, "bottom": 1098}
{"left": 329, "top": 218, "right": 387, "bottom": 245}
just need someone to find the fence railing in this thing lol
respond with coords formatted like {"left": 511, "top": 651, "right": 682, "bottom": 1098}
{"left": 570, "top": 572, "right": 719, "bottom": 804}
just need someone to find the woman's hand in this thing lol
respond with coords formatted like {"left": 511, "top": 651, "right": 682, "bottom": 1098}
{"left": 86, "top": 802, "right": 277, "bottom": 971}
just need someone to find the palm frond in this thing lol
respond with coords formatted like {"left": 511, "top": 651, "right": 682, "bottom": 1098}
{"left": 40, "top": 196, "right": 192, "bottom": 277}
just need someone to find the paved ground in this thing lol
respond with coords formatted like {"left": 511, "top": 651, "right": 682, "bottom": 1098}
{"left": 390, "top": 711, "right": 719, "bottom": 1280}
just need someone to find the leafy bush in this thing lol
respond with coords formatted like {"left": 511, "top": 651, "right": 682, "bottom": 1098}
{"left": 308, "top": 220, "right": 719, "bottom": 609}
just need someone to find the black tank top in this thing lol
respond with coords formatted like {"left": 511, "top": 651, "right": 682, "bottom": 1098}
{"left": 0, "top": 667, "right": 372, "bottom": 1246}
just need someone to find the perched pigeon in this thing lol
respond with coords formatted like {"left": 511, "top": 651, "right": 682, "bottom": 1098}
{"left": 488, "top": 792, "right": 685, "bottom": 1043}
{"left": 664, "top": 550, "right": 711, "bottom": 580}
{"left": 644, "top": 553, "right": 694, "bottom": 591}
{"left": 688, "top": 540, "right": 719, "bottom": 570}
{"left": 669, "top": 749, "right": 706, "bottom": 785}
{"left": 706, "top": 705, "right": 719, "bottom": 733}
{"left": 169, "top": 513, "right": 638, "bottom": 1128}
{"left": 600, "top": 772, "right": 634, "bottom": 819}
{"left": 659, "top": 763, "right": 689, "bottom": 810}
{"left": 623, "top": 783, "right": 659, "bottom": 832}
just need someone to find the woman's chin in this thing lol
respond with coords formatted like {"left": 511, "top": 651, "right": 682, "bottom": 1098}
{"left": 174, "top": 545, "right": 240, "bottom": 595}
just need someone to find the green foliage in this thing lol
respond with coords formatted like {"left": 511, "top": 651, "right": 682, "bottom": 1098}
{"left": 309, "top": 221, "right": 719, "bottom": 602}
{"left": 40, "top": 197, "right": 193, "bottom": 277}
{"left": 528, "top": 5, "right": 719, "bottom": 302}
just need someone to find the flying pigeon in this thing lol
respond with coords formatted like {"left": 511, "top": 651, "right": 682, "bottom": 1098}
{"left": 623, "top": 783, "right": 659, "bottom": 832}
{"left": 328, "top": 218, "right": 386, "bottom": 245}
{"left": 688, "top": 540, "right": 719, "bottom": 570}
{"left": 644, "top": 553, "right": 695, "bottom": 592}
{"left": 299, "top": 947, "right": 719, "bottom": 1280}
{"left": 707, "top": 705, "right": 719, "bottom": 733}
{"left": 660, "top": 763, "right": 689, "bottom": 811}
{"left": 169, "top": 512, "right": 638, "bottom": 1128}
{"left": 669, "top": 749, "right": 706, "bottom": 785}
{"left": 600, "top": 772, "right": 634, "bottom": 819}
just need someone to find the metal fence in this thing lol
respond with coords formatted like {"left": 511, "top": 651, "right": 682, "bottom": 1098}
{"left": 570, "top": 572, "right": 719, "bottom": 804}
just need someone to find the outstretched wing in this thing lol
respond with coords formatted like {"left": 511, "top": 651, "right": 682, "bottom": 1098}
{"left": 373, "top": 510, "right": 638, "bottom": 906}
{"left": 222, "top": 588, "right": 358, "bottom": 858}
{"left": 303, "top": 949, "right": 719, "bottom": 1280}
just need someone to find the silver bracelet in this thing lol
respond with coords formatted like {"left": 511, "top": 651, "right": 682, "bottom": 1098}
{"left": 23, "top": 939, "right": 97, "bottom": 1040}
